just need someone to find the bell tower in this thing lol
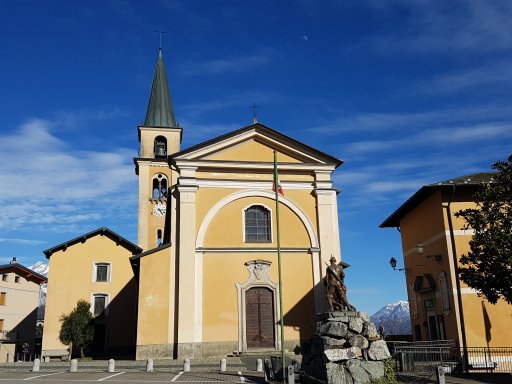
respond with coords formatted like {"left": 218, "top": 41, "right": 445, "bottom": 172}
{"left": 135, "top": 48, "right": 182, "bottom": 250}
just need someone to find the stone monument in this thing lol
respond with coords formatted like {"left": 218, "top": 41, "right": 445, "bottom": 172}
{"left": 300, "top": 258, "right": 391, "bottom": 384}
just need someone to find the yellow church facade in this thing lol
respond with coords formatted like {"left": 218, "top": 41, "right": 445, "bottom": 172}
{"left": 41, "top": 49, "right": 344, "bottom": 360}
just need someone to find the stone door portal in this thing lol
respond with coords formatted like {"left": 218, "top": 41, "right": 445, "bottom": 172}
{"left": 245, "top": 287, "right": 275, "bottom": 348}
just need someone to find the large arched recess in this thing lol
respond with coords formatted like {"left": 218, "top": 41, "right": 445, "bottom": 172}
{"left": 196, "top": 190, "right": 319, "bottom": 249}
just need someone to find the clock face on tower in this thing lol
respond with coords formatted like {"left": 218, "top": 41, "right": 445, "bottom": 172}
{"left": 152, "top": 202, "right": 166, "bottom": 217}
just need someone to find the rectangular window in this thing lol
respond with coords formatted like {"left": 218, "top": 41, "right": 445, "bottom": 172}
{"left": 14, "top": 276, "right": 20, "bottom": 283}
{"left": 0, "top": 292, "right": 6, "bottom": 305}
{"left": 93, "top": 294, "right": 108, "bottom": 317}
{"left": 0, "top": 319, "right": 3, "bottom": 332}
{"left": 94, "top": 263, "right": 110, "bottom": 282}
{"left": 245, "top": 206, "right": 271, "bottom": 242}
{"left": 1, "top": 275, "right": 7, "bottom": 282}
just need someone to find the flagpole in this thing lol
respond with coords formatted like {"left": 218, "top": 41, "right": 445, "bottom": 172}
{"left": 273, "top": 149, "right": 285, "bottom": 382}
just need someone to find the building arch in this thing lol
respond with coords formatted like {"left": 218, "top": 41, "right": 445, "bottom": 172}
{"left": 196, "top": 190, "right": 319, "bottom": 249}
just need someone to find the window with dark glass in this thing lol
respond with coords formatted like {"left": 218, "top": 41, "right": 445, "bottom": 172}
{"left": 95, "top": 263, "right": 110, "bottom": 282}
{"left": 93, "top": 294, "right": 108, "bottom": 317}
{"left": 245, "top": 205, "right": 271, "bottom": 242}
{"left": 157, "top": 229, "right": 163, "bottom": 246}
{"left": 152, "top": 174, "right": 168, "bottom": 200}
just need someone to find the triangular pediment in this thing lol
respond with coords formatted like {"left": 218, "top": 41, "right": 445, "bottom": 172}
{"left": 171, "top": 123, "right": 342, "bottom": 166}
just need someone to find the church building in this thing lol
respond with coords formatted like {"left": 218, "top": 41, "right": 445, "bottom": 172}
{"left": 42, "top": 49, "right": 345, "bottom": 360}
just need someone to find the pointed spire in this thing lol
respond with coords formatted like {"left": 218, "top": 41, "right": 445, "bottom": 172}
{"left": 144, "top": 48, "right": 177, "bottom": 128}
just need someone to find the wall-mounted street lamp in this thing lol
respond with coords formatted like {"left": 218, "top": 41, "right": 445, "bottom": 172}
{"left": 416, "top": 242, "right": 442, "bottom": 262}
{"left": 389, "top": 257, "right": 410, "bottom": 273}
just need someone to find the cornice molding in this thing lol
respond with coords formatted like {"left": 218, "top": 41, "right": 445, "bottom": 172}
{"left": 173, "top": 159, "right": 336, "bottom": 172}
{"left": 196, "top": 179, "right": 314, "bottom": 190}
{"left": 196, "top": 247, "right": 317, "bottom": 253}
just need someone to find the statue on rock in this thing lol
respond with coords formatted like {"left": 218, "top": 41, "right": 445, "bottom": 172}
{"left": 325, "top": 256, "right": 356, "bottom": 312}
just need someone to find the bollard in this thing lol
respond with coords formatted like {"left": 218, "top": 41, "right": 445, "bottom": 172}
{"left": 287, "top": 364, "right": 295, "bottom": 384}
{"left": 6, "top": 353, "right": 9, "bottom": 363}
{"left": 108, "top": 359, "right": 115, "bottom": 373}
{"left": 436, "top": 366, "right": 446, "bottom": 384}
{"left": 146, "top": 358, "right": 154, "bottom": 372}
{"left": 220, "top": 358, "right": 227, "bottom": 372}
{"left": 70, "top": 359, "right": 78, "bottom": 372}
{"left": 256, "top": 358, "right": 263, "bottom": 372}
{"left": 44, "top": 356, "right": 50, "bottom": 363}
{"left": 184, "top": 358, "right": 191, "bottom": 372}
{"left": 32, "top": 358, "right": 40, "bottom": 372}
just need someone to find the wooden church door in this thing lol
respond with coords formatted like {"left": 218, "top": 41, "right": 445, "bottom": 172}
{"left": 245, "top": 287, "right": 275, "bottom": 348}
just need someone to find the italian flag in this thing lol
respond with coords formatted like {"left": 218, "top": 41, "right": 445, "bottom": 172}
{"left": 273, "top": 150, "right": 284, "bottom": 196}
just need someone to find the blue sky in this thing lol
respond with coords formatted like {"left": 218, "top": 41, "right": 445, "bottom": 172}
{"left": 1, "top": 1, "right": 511, "bottom": 315}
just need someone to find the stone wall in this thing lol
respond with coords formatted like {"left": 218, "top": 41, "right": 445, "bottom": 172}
{"left": 301, "top": 311, "right": 391, "bottom": 384}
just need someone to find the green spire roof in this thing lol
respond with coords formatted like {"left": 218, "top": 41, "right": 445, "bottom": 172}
{"left": 144, "top": 49, "right": 177, "bottom": 128}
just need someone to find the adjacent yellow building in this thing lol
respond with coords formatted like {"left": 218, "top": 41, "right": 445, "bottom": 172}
{"left": 381, "top": 173, "right": 512, "bottom": 349}
{"left": 41, "top": 228, "right": 141, "bottom": 360}
{"left": 41, "top": 48, "right": 346, "bottom": 360}
{"left": 0, "top": 258, "right": 46, "bottom": 362}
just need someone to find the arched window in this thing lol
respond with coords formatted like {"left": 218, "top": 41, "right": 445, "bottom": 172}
{"left": 152, "top": 174, "right": 168, "bottom": 200}
{"left": 245, "top": 205, "right": 271, "bottom": 243}
{"left": 157, "top": 229, "right": 163, "bottom": 246}
{"left": 154, "top": 136, "right": 167, "bottom": 158}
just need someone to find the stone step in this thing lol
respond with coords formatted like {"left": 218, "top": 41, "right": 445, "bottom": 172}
{"left": 230, "top": 349, "right": 296, "bottom": 357}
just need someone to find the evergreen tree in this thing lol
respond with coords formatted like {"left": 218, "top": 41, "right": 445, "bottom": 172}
{"left": 59, "top": 300, "right": 94, "bottom": 358}
{"left": 455, "top": 154, "right": 512, "bottom": 304}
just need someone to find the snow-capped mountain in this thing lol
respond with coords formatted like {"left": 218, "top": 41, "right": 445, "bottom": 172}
{"left": 29, "top": 261, "right": 49, "bottom": 320}
{"left": 29, "top": 261, "right": 49, "bottom": 277}
{"left": 370, "top": 300, "right": 411, "bottom": 335}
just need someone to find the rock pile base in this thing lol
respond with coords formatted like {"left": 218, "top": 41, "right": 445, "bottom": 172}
{"left": 301, "top": 311, "right": 391, "bottom": 384}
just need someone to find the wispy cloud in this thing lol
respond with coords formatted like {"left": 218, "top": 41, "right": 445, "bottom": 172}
{"left": 422, "top": 63, "right": 512, "bottom": 95}
{"left": 308, "top": 106, "right": 512, "bottom": 135}
{"left": 342, "top": 122, "right": 512, "bottom": 155}
{"left": 367, "top": 1, "right": 512, "bottom": 53}
{"left": 0, "top": 238, "right": 46, "bottom": 245}
{"left": 0, "top": 116, "right": 137, "bottom": 231}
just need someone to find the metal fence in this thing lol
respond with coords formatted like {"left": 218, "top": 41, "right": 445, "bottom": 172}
{"left": 466, "top": 347, "right": 512, "bottom": 373}
{"left": 391, "top": 340, "right": 459, "bottom": 373}
{"left": 389, "top": 340, "right": 512, "bottom": 374}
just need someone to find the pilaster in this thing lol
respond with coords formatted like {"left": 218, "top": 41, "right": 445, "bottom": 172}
{"left": 314, "top": 170, "right": 341, "bottom": 266}
{"left": 137, "top": 162, "right": 150, "bottom": 250}
{"left": 176, "top": 166, "right": 199, "bottom": 354}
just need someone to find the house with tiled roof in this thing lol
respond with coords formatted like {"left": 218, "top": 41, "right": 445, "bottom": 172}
{"left": 381, "top": 172, "right": 512, "bottom": 355}
{"left": 0, "top": 258, "right": 46, "bottom": 362}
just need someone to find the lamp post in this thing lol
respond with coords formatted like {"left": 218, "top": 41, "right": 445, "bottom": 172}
{"left": 389, "top": 257, "right": 409, "bottom": 273}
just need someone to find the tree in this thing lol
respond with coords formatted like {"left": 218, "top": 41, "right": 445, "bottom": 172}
{"left": 59, "top": 300, "right": 94, "bottom": 359}
{"left": 455, "top": 154, "right": 512, "bottom": 304}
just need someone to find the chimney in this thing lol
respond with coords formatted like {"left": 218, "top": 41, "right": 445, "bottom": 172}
{"left": 10, "top": 257, "right": 17, "bottom": 264}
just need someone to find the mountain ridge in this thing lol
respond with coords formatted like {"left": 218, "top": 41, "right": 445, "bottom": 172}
{"left": 370, "top": 300, "right": 411, "bottom": 335}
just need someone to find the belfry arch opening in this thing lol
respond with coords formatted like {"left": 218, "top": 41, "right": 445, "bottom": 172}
{"left": 154, "top": 136, "right": 167, "bottom": 158}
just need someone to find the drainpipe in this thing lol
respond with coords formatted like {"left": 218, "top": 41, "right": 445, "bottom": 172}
{"left": 443, "top": 184, "right": 468, "bottom": 372}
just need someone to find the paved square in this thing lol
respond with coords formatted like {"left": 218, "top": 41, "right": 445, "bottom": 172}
{"left": 0, "top": 370, "right": 265, "bottom": 384}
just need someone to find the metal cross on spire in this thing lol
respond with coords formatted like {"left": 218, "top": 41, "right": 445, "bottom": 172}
{"left": 251, "top": 102, "right": 260, "bottom": 124}
{"left": 154, "top": 30, "right": 166, "bottom": 49}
